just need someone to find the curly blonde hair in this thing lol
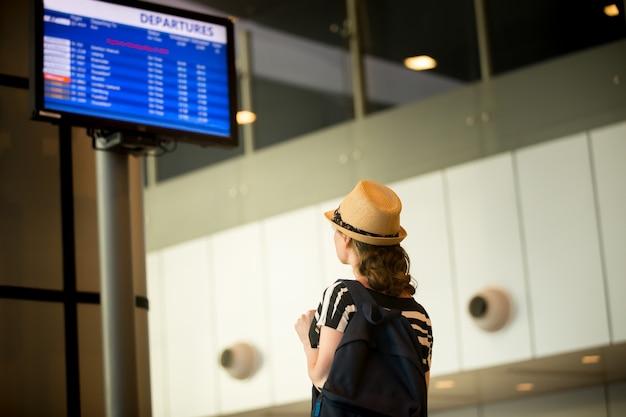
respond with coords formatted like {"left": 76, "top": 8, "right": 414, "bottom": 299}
{"left": 352, "top": 240, "right": 416, "bottom": 297}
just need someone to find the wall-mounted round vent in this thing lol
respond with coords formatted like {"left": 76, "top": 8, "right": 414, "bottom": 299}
{"left": 219, "top": 342, "right": 261, "bottom": 380}
{"left": 468, "top": 287, "right": 513, "bottom": 332}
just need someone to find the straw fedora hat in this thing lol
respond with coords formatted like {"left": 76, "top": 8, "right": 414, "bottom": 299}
{"left": 324, "top": 180, "right": 407, "bottom": 246}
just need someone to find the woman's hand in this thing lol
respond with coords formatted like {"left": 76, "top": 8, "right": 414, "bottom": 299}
{"left": 294, "top": 309, "right": 316, "bottom": 346}
{"left": 295, "top": 310, "right": 344, "bottom": 389}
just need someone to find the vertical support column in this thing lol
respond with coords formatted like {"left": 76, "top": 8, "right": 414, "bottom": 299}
{"left": 473, "top": 0, "right": 498, "bottom": 155}
{"left": 346, "top": 0, "right": 367, "bottom": 119}
{"left": 128, "top": 155, "right": 152, "bottom": 417}
{"left": 59, "top": 124, "right": 81, "bottom": 417}
{"left": 474, "top": 0, "right": 492, "bottom": 81}
{"left": 96, "top": 149, "right": 140, "bottom": 417}
{"left": 239, "top": 29, "right": 255, "bottom": 155}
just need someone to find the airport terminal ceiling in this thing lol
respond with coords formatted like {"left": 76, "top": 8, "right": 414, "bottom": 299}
{"left": 155, "top": 0, "right": 625, "bottom": 181}
{"left": 194, "top": 0, "right": 626, "bottom": 82}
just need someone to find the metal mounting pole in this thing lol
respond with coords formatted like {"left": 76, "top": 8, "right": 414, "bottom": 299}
{"left": 239, "top": 29, "right": 255, "bottom": 155}
{"left": 96, "top": 149, "right": 140, "bottom": 417}
{"left": 474, "top": 0, "right": 492, "bottom": 81}
{"left": 346, "top": 0, "right": 367, "bottom": 119}
{"left": 473, "top": 0, "right": 498, "bottom": 155}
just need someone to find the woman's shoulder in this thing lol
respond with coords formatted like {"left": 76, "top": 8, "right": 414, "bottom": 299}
{"left": 321, "top": 279, "right": 354, "bottom": 304}
{"left": 323, "top": 279, "right": 348, "bottom": 296}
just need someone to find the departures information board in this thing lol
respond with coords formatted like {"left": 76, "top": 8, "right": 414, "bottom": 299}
{"left": 39, "top": 0, "right": 234, "bottom": 139}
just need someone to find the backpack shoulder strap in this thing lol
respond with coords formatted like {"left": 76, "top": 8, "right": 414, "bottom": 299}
{"left": 339, "top": 279, "right": 403, "bottom": 326}
{"left": 339, "top": 279, "right": 376, "bottom": 308}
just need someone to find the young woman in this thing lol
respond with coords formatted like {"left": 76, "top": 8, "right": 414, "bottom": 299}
{"left": 295, "top": 179, "right": 433, "bottom": 402}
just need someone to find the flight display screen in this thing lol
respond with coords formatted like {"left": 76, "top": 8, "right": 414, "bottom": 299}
{"left": 33, "top": 0, "right": 238, "bottom": 146}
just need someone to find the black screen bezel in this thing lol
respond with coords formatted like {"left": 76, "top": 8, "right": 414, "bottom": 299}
{"left": 30, "top": 0, "right": 239, "bottom": 148}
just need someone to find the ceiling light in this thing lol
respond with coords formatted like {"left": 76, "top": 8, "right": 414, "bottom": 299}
{"left": 404, "top": 55, "right": 437, "bottom": 71}
{"left": 581, "top": 354, "right": 601, "bottom": 364}
{"left": 604, "top": 4, "right": 619, "bottom": 16}
{"left": 516, "top": 382, "right": 534, "bottom": 392}
{"left": 434, "top": 379, "right": 455, "bottom": 389}
{"left": 236, "top": 110, "right": 256, "bottom": 125}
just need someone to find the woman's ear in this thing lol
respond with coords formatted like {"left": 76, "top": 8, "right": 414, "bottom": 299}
{"left": 340, "top": 233, "right": 352, "bottom": 247}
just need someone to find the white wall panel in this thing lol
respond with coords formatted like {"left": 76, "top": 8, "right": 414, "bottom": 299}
{"left": 445, "top": 154, "right": 532, "bottom": 369}
{"left": 262, "top": 206, "right": 325, "bottom": 404}
{"left": 590, "top": 122, "right": 626, "bottom": 343}
{"left": 515, "top": 134, "right": 610, "bottom": 357}
{"left": 211, "top": 222, "right": 272, "bottom": 414}
{"left": 160, "top": 238, "right": 218, "bottom": 417}
{"left": 146, "top": 252, "right": 167, "bottom": 417}
{"left": 391, "top": 173, "right": 460, "bottom": 376}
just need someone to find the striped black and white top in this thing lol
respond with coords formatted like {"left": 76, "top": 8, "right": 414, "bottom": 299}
{"left": 309, "top": 279, "right": 434, "bottom": 372}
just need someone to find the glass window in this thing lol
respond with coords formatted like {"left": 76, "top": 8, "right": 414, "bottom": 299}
{"left": 359, "top": 0, "right": 479, "bottom": 112}
{"left": 154, "top": 0, "right": 626, "bottom": 181}
{"left": 485, "top": 0, "right": 626, "bottom": 75}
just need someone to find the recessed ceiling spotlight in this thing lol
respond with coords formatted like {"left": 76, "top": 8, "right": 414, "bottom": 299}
{"left": 434, "top": 379, "right": 456, "bottom": 389}
{"left": 581, "top": 354, "right": 601, "bottom": 364}
{"left": 516, "top": 382, "right": 534, "bottom": 392}
{"left": 404, "top": 55, "right": 437, "bottom": 71}
{"left": 604, "top": 4, "right": 619, "bottom": 16}
{"left": 236, "top": 110, "right": 257, "bottom": 125}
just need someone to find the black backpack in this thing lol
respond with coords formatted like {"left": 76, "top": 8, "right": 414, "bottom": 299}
{"left": 311, "top": 279, "right": 428, "bottom": 417}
